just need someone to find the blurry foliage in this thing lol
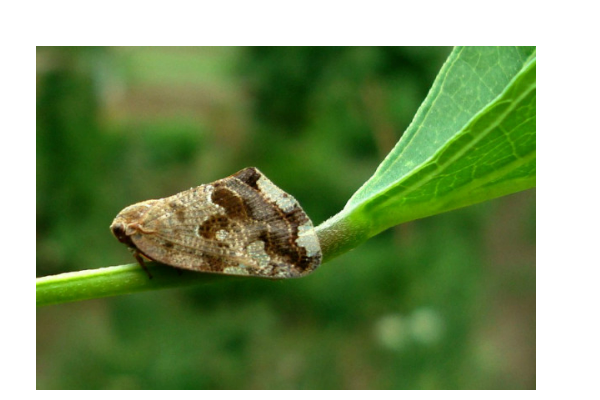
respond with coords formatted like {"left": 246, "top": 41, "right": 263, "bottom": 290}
{"left": 36, "top": 47, "right": 535, "bottom": 389}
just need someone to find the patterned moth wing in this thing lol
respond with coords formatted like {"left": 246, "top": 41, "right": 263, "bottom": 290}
{"left": 110, "top": 167, "right": 322, "bottom": 278}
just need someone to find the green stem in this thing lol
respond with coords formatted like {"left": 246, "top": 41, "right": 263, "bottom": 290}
{"left": 36, "top": 262, "right": 228, "bottom": 307}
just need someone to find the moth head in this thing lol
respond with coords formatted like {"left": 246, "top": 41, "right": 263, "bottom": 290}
{"left": 110, "top": 201, "right": 157, "bottom": 247}
{"left": 110, "top": 221, "right": 134, "bottom": 247}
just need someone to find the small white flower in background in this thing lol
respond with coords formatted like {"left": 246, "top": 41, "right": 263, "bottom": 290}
{"left": 408, "top": 308, "right": 444, "bottom": 346}
{"left": 374, "top": 314, "right": 410, "bottom": 351}
{"left": 374, "top": 307, "right": 444, "bottom": 351}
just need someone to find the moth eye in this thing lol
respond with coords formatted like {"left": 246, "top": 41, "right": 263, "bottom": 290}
{"left": 110, "top": 222, "right": 137, "bottom": 248}
{"left": 111, "top": 224, "right": 126, "bottom": 241}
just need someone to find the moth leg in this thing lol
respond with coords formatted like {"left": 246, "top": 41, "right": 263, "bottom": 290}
{"left": 132, "top": 249, "right": 153, "bottom": 279}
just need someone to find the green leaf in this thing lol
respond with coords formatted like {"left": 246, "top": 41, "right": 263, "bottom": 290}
{"left": 317, "top": 46, "right": 536, "bottom": 260}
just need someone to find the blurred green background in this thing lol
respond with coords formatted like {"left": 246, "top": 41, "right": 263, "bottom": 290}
{"left": 36, "top": 47, "right": 535, "bottom": 389}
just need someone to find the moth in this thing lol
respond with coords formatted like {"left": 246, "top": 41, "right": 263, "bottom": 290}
{"left": 110, "top": 167, "right": 321, "bottom": 278}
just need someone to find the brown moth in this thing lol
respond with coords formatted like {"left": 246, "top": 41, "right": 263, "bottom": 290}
{"left": 110, "top": 167, "right": 321, "bottom": 278}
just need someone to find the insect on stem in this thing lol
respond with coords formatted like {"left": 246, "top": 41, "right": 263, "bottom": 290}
{"left": 110, "top": 167, "right": 322, "bottom": 279}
